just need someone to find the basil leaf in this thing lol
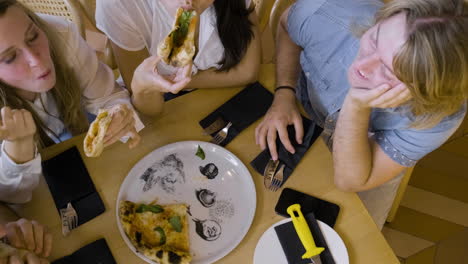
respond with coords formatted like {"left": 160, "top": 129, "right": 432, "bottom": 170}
{"left": 136, "top": 204, "right": 164, "bottom": 214}
{"left": 169, "top": 216, "right": 182, "bottom": 232}
{"left": 195, "top": 145, "right": 205, "bottom": 160}
{"left": 173, "top": 11, "right": 193, "bottom": 47}
{"left": 154, "top": 227, "right": 166, "bottom": 245}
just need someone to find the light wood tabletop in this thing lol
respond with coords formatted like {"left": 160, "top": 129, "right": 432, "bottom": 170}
{"left": 12, "top": 64, "right": 399, "bottom": 264}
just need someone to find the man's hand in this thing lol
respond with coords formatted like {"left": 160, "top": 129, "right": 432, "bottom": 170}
{"left": 347, "top": 83, "right": 412, "bottom": 109}
{"left": 131, "top": 56, "right": 192, "bottom": 95}
{"left": 255, "top": 90, "right": 303, "bottom": 161}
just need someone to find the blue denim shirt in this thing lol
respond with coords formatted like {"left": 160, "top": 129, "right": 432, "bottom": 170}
{"left": 288, "top": 0, "right": 466, "bottom": 167}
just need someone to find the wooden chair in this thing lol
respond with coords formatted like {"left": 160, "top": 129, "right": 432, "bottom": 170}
{"left": 17, "top": 0, "right": 86, "bottom": 37}
{"left": 76, "top": 0, "right": 117, "bottom": 69}
{"left": 386, "top": 166, "right": 414, "bottom": 222}
{"left": 269, "top": 0, "right": 295, "bottom": 43}
{"left": 253, "top": 0, "right": 276, "bottom": 33}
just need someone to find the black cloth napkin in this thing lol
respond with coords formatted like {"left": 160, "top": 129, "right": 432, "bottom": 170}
{"left": 275, "top": 213, "right": 335, "bottom": 264}
{"left": 42, "top": 146, "right": 105, "bottom": 226}
{"left": 275, "top": 188, "right": 340, "bottom": 228}
{"left": 52, "top": 238, "right": 116, "bottom": 264}
{"left": 199, "top": 82, "right": 273, "bottom": 146}
{"left": 250, "top": 118, "right": 323, "bottom": 186}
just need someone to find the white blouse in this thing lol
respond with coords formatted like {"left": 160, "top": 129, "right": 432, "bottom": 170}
{"left": 0, "top": 14, "right": 143, "bottom": 204}
{"left": 96, "top": 0, "right": 251, "bottom": 76}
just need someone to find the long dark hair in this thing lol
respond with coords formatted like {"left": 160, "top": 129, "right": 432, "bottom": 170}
{"left": 213, "top": 0, "right": 254, "bottom": 71}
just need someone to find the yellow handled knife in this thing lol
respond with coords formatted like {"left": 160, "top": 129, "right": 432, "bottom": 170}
{"left": 287, "top": 204, "right": 324, "bottom": 264}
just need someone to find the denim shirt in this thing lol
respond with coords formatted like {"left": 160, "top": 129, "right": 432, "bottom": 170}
{"left": 288, "top": 0, "right": 466, "bottom": 167}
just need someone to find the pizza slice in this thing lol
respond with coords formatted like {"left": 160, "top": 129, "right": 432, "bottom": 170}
{"left": 119, "top": 201, "right": 192, "bottom": 264}
{"left": 83, "top": 109, "right": 112, "bottom": 157}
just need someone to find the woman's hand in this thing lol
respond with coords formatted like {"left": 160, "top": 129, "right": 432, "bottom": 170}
{"left": 0, "top": 254, "right": 49, "bottom": 264}
{"left": 0, "top": 107, "right": 37, "bottom": 163}
{"left": 255, "top": 90, "right": 303, "bottom": 161}
{"left": 347, "top": 83, "right": 412, "bottom": 109}
{"left": 131, "top": 56, "right": 192, "bottom": 95}
{"left": 103, "top": 104, "right": 141, "bottom": 149}
{"left": 0, "top": 107, "right": 36, "bottom": 143}
{"left": 1, "top": 219, "right": 52, "bottom": 259}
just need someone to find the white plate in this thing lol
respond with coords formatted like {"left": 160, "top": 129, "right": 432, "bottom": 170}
{"left": 116, "top": 141, "right": 256, "bottom": 264}
{"left": 254, "top": 219, "right": 349, "bottom": 264}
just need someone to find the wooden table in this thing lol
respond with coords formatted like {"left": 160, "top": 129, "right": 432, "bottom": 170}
{"left": 13, "top": 64, "right": 399, "bottom": 264}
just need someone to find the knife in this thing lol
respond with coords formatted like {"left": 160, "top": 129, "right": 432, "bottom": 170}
{"left": 287, "top": 204, "right": 324, "bottom": 264}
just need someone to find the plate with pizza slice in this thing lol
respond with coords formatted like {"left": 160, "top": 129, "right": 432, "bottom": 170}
{"left": 116, "top": 141, "right": 256, "bottom": 264}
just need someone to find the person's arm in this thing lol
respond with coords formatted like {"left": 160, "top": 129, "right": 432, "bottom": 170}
{"left": 0, "top": 108, "right": 41, "bottom": 204}
{"left": 184, "top": 11, "right": 261, "bottom": 89}
{"left": 255, "top": 7, "right": 303, "bottom": 160}
{"left": 333, "top": 84, "right": 411, "bottom": 192}
{"left": 0, "top": 203, "right": 18, "bottom": 225}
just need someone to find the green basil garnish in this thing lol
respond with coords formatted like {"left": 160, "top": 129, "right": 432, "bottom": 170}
{"left": 136, "top": 204, "right": 164, "bottom": 214}
{"left": 169, "top": 216, "right": 182, "bottom": 232}
{"left": 195, "top": 145, "right": 205, "bottom": 160}
{"left": 154, "top": 227, "right": 166, "bottom": 245}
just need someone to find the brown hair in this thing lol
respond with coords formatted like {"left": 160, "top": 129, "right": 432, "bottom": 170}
{"left": 0, "top": 0, "right": 88, "bottom": 147}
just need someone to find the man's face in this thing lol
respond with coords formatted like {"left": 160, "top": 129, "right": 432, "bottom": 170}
{"left": 348, "top": 13, "right": 407, "bottom": 90}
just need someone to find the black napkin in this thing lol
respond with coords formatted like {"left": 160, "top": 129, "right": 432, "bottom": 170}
{"left": 275, "top": 188, "right": 340, "bottom": 228}
{"left": 275, "top": 213, "right": 335, "bottom": 264}
{"left": 250, "top": 118, "right": 323, "bottom": 186}
{"left": 42, "top": 146, "right": 105, "bottom": 226}
{"left": 199, "top": 82, "right": 273, "bottom": 146}
{"left": 52, "top": 238, "right": 116, "bottom": 264}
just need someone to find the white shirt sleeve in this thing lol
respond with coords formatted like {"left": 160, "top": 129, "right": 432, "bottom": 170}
{"left": 95, "top": 0, "right": 146, "bottom": 51}
{"left": 0, "top": 142, "right": 41, "bottom": 204}
{"left": 61, "top": 19, "right": 144, "bottom": 132}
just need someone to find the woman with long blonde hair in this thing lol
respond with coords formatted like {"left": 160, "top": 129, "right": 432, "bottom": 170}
{"left": 0, "top": 0, "right": 142, "bottom": 204}
{"left": 256, "top": 0, "right": 468, "bottom": 228}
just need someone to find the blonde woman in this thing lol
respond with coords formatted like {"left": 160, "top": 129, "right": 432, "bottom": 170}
{"left": 0, "top": 0, "right": 143, "bottom": 204}
{"left": 256, "top": 0, "right": 468, "bottom": 228}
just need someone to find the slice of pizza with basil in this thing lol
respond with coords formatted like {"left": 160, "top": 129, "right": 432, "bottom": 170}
{"left": 119, "top": 200, "right": 192, "bottom": 264}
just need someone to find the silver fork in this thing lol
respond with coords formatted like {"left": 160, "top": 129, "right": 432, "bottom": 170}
{"left": 263, "top": 159, "right": 280, "bottom": 189}
{"left": 210, "top": 122, "right": 232, "bottom": 145}
{"left": 60, "top": 202, "right": 78, "bottom": 236}
{"left": 269, "top": 164, "right": 285, "bottom": 192}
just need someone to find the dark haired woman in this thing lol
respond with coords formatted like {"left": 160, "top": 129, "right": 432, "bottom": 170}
{"left": 96, "top": 0, "right": 260, "bottom": 116}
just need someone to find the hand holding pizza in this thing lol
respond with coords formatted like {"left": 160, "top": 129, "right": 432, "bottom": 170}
{"left": 103, "top": 104, "right": 141, "bottom": 149}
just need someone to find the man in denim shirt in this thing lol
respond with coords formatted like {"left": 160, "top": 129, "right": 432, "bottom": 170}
{"left": 256, "top": 0, "right": 468, "bottom": 228}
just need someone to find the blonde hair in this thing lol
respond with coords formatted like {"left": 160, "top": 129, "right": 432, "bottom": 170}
{"left": 376, "top": 0, "right": 468, "bottom": 128}
{"left": 0, "top": 0, "right": 88, "bottom": 147}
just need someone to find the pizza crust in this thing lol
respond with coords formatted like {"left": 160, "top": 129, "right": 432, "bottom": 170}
{"left": 83, "top": 109, "right": 112, "bottom": 157}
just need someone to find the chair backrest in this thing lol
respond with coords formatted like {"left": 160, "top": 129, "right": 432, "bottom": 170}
{"left": 386, "top": 166, "right": 414, "bottom": 223}
{"left": 17, "top": 0, "right": 86, "bottom": 38}
{"left": 269, "top": 0, "right": 295, "bottom": 42}
{"left": 253, "top": 0, "right": 275, "bottom": 33}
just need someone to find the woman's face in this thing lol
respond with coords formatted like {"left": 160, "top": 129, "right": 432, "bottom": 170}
{"left": 348, "top": 13, "right": 407, "bottom": 90}
{"left": 0, "top": 6, "right": 55, "bottom": 100}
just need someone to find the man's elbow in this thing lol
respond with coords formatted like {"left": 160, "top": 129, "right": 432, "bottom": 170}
{"left": 333, "top": 172, "right": 366, "bottom": 192}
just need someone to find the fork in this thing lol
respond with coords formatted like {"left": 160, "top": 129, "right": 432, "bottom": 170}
{"left": 263, "top": 159, "right": 280, "bottom": 189}
{"left": 60, "top": 202, "right": 78, "bottom": 236}
{"left": 210, "top": 122, "right": 232, "bottom": 145}
{"left": 269, "top": 164, "right": 286, "bottom": 192}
